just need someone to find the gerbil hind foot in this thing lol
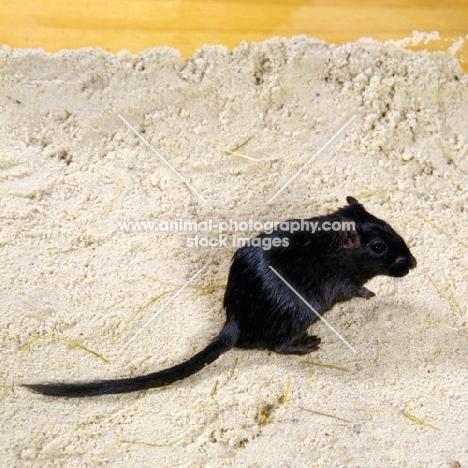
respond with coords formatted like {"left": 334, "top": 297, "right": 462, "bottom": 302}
{"left": 273, "top": 335, "right": 321, "bottom": 355}
{"left": 356, "top": 287, "right": 375, "bottom": 299}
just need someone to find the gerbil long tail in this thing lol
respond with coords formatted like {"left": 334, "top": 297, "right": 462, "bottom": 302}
{"left": 23, "top": 321, "right": 240, "bottom": 397}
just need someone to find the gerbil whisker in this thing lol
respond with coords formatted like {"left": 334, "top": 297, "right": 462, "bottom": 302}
{"left": 379, "top": 276, "right": 398, "bottom": 296}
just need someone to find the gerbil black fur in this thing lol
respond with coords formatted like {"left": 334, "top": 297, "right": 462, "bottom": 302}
{"left": 24, "top": 197, "right": 416, "bottom": 397}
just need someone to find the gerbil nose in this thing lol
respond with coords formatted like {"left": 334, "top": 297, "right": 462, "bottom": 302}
{"left": 395, "top": 255, "right": 417, "bottom": 269}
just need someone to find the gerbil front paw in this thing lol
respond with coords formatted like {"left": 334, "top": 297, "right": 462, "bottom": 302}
{"left": 357, "top": 287, "right": 375, "bottom": 299}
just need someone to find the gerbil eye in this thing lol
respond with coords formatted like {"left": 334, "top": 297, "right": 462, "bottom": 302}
{"left": 371, "top": 242, "right": 387, "bottom": 255}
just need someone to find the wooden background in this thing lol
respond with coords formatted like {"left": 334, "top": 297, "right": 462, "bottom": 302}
{"left": 1, "top": 0, "right": 467, "bottom": 71}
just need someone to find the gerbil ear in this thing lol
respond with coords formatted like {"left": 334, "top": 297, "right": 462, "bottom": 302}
{"left": 341, "top": 229, "right": 361, "bottom": 249}
{"left": 346, "top": 196, "right": 359, "bottom": 205}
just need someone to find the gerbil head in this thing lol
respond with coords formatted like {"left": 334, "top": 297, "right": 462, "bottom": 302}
{"left": 337, "top": 197, "right": 417, "bottom": 279}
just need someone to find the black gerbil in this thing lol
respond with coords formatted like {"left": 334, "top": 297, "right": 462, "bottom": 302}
{"left": 24, "top": 196, "right": 416, "bottom": 397}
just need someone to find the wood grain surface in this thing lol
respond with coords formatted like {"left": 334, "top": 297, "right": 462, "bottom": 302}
{"left": 1, "top": 0, "right": 467, "bottom": 70}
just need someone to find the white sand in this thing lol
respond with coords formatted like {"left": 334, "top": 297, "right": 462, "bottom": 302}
{"left": 1, "top": 36, "right": 467, "bottom": 467}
